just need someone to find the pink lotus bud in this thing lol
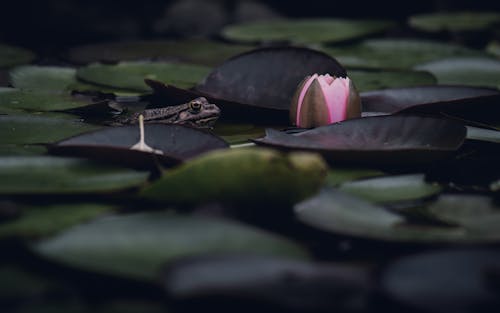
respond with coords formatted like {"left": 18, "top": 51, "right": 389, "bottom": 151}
{"left": 290, "top": 74, "right": 361, "bottom": 128}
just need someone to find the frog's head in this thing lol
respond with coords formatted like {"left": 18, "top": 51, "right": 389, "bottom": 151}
{"left": 178, "top": 97, "right": 221, "bottom": 128}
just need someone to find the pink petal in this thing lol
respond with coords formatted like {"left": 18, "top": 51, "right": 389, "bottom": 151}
{"left": 296, "top": 74, "right": 318, "bottom": 126}
{"left": 322, "top": 74, "right": 335, "bottom": 85}
{"left": 319, "top": 77, "right": 350, "bottom": 123}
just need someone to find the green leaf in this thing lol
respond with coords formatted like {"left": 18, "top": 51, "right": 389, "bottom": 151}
{"left": 409, "top": 11, "right": 500, "bottom": 32}
{"left": 0, "top": 115, "right": 100, "bottom": 144}
{"left": 348, "top": 69, "right": 436, "bottom": 92}
{"left": 141, "top": 148, "right": 327, "bottom": 206}
{"left": 9, "top": 66, "right": 77, "bottom": 93}
{"left": 466, "top": 126, "right": 500, "bottom": 143}
{"left": 35, "top": 212, "right": 310, "bottom": 280}
{"left": 325, "top": 167, "right": 385, "bottom": 187}
{"left": 339, "top": 174, "right": 443, "bottom": 204}
{"left": 486, "top": 41, "right": 500, "bottom": 58}
{"left": 0, "top": 144, "right": 47, "bottom": 156}
{"left": 222, "top": 18, "right": 395, "bottom": 44}
{"left": 414, "top": 57, "right": 500, "bottom": 89}
{"left": 0, "top": 156, "right": 149, "bottom": 194}
{"left": 0, "top": 44, "right": 35, "bottom": 68}
{"left": 0, "top": 88, "right": 93, "bottom": 111}
{"left": 212, "top": 123, "right": 266, "bottom": 145}
{"left": 0, "top": 203, "right": 113, "bottom": 239}
{"left": 324, "top": 38, "right": 483, "bottom": 70}
{"left": 76, "top": 61, "right": 211, "bottom": 92}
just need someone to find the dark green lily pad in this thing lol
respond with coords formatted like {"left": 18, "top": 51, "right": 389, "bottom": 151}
{"left": 0, "top": 144, "right": 47, "bottom": 155}
{"left": 0, "top": 203, "right": 113, "bottom": 240}
{"left": 0, "top": 87, "right": 99, "bottom": 112}
{"left": 77, "top": 61, "right": 211, "bottom": 92}
{"left": 50, "top": 124, "right": 229, "bottom": 170}
{"left": 164, "top": 255, "right": 370, "bottom": 312}
{"left": 339, "top": 174, "right": 442, "bottom": 204}
{"left": 295, "top": 188, "right": 500, "bottom": 243}
{"left": 222, "top": 19, "right": 395, "bottom": 44}
{"left": 212, "top": 123, "right": 266, "bottom": 145}
{"left": 414, "top": 57, "right": 500, "bottom": 88}
{"left": 0, "top": 115, "right": 100, "bottom": 144}
{"left": 381, "top": 249, "right": 500, "bottom": 313}
{"left": 35, "top": 212, "right": 310, "bottom": 281}
{"left": 325, "top": 167, "right": 385, "bottom": 187}
{"left": 0, "top": 44, "right": 36, "bottom": 68}
{"left": 0, "top": 156, "right": 149, "bottom": 195}
{"left": 141, "top": 148, "right": 327, "bottom": 207}
{"left": 349, "top": 69, "right": 436, "bottom": 92}
{"left": 253, "top": 116, "right": 466, "bottom": 166}
{"left": 324, "top": 38, "right": 482, "bottom": 70}
{"left": 360, "top": 86, "right": 500, "bottom": 124}
{"left": 67, "top": 39, "right": 254, "bottom": 66}
{"left": 409, "top": 11, "right": 500, "bottom": 32}
{"left": 487, "top": 41, "right": 500, "bottom": 58}
{"left": 10, "top": 66, "right": 77, "bottom": 93}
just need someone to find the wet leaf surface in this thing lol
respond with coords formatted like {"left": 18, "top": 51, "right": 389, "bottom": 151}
{"left": 349, "top": 69, "right": 436, "bottom": 91}
{"left": 409, "top": 11, "right": 500, "bottom": 32}
{"left": 10, "top": 66, "right": 77, "bottom": 93}
{"left": 222, "top": 18, "right": 395, "bottom": 44}
{"left": 50, "top": 124, "right": 229, "bottom": 169}
{"left": 77, "top": 61, "right": 211, "bottom": 92}
{"left": 0, "top": 156, "right": 149, "bottom": 194}
{"left": 253, "top": 115, "right": 466, "bottom": 166}
{"left": 35, "top": 212, "right": 310, "bottom": 281}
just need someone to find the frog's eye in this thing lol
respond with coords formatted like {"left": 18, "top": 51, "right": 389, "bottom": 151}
{"left": 189, "top": 100, "right": 202, "bottom": 112}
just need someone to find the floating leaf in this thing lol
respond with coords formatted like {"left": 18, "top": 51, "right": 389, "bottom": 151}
{"left": 222, "top": 19, "right": 395, "bottom": 44}
{"left": 325, "top": 167, "right": 385, "bottom": 187}
{"left": 487, "top": 41, "right": 500, "bottom": 58}
{"left": 349, "top": 69, "right": 436, "bottom": 92}
{"left": 67, "top": 39, "right": 254, "bottom": 66}
{"left": 381, "top": 249, "right": 500, "bottom": 313}
{"left": 77, "top": 61, "right": 211, "bottom": 92}
{"left": 0, "top": 144, "right": 47, "bottom": 155}
{"left": 0, "top": 44, "right": 35, "bottom": 68}
{"left": 414, "top": 57, "right": 500, "bottom": 88}
{"left": 212, "top": 123, "right": 266, "bottom": 144}
{"left": 35, "top": 212, "right": 310, "bottom": 281}
{"left": 324, "top": 38, "right": 482, "bottom": 70}
{"left": 0, "top": 115, "right": 100, "bottom": 144}
{"left": 253, "top": 116, "right": 466, "bottom": 166}
{"left": 0, "top": 156, "right": 148, "bottom": 194}
{"left": 339, "top": 174, "right": 442, "bottom": 204}
{"left": 0, "top": 203, "right": 113, "bottom": 240}
{"left": 50, "top": 124, "right": 229, "bottom": 169}
{"left": 141, "top": 148, "right": 327, "bottom": 206}
{"left": 466, "top": 126, "right": 500, "bottom": 143}
{"left": 9, "top": 66, "right": 77, "bottom": 93}
{"left": 409, "top": 11, "right": 500, "bottom": 32}
{"left": 164, "top": 255, "right": 370, "bottom": 311}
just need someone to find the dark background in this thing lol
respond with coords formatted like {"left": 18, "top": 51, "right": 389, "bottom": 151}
{"left": 0, "top": 0, "right": 499, "bottom": 51}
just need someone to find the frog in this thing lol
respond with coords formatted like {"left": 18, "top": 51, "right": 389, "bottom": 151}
{"left": 117, "top": 97, "right": 221, "bottom": 128}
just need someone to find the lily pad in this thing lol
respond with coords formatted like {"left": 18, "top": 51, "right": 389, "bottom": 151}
{"left": 409, "top": 11, "right": 500, "bottom": 32}
{"left": 295, "top": 188, "right": 500, "bottom": 244}
{"left": 212, "top": 123, "right": 266, "bottom": 144}
{"left": 67, "top": 39, "right": 254, "bottom": 66}
{"left": 0, "top": 44, "right": 36, "bottom": 68}
{"left": 222, "top": 18, "right": 395, "bottom": 44}
{"left": 381, "top": 249, "right": 500, "bottom": 313}
{"left": 9, "top": 66, "right": 77, "bottom": 93}
{"left": 164, "top": 255, "right": 370, "bottom": 311}
{"left": 0, "top": 203, "right": 113, "bottom": 240}
{"left": 466, "top": 126, "right": 500, "bottom": 143}
{"left": 50, "top": 124, "right": 229, "bottom": 169}
{"left": 141, "top": 148, "right": 327, "bottom": 207}
{"left": 325, "top": 167, "right": 385, "bottom": 187}
{"left": 252, "top": 116, "right": 466, "bottom": 166}
{"left": 324, "top": 38, "right": 482, "bottom": 70}
{"left": 0, "top": 88, "right": 101, "bottom": 112}
{"left": 77, "top": 61, "right": 211, "bottom": 92}
{"left": 487, "top": 41, "right": 500, "bottom": 58}
{"left": 35, "top": 212, "right": 310, "bottom": 281}
{"left": 339, "top": 174, "right": 442, "bottom": 204}
{"left": 0, "top": 144, "right": 47, "bottom": 155}
{"left": 414, "top": 57, "right": 500, "bottom": 88}
{"left": 195, "top": 47, "right": 346, "bottom": 112}
{"left": 0, "top": 156, "right": 149, "bottom": 195}
{"left": 348, "top": 69, "right": 436, "bottom": 92}
{"left": 0, "top": 115, "right": 100, "bottom": 144}
{"left": 360, "top": 85, "right": 500, "bottom": 123}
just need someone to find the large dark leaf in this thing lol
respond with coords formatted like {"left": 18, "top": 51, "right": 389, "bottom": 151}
{"left": 35, "top": 212, "right": 310, "bottom": 281}
{"left": 380, "top": 249, "right": 500, "bottom": 313}
{"left": 253, "top": 116, "right": 466, "bottom": 166}
{"left": 164, "top": 254, "right": 371, "bottom": 312}
{"left": 361, "top": 85, "right": 500, "bottom": 123}
{"left": 50, "top": 124, "right": 229, "bottom": 170}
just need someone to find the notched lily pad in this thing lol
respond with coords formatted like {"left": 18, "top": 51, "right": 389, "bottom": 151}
{"left": 253, "top": 116, "right": 466, "bottom": 166}
{"left": 35, "top": 212, "right": 310, "bottom": 281}
{"left": 76, "top": 61, "right": 211, "bottom": 92}
{"left": 50, "top": 124, "right": 229, "bottom": 169}
{"left": 222, "top": 18, "right": 395, "bottom": 44}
